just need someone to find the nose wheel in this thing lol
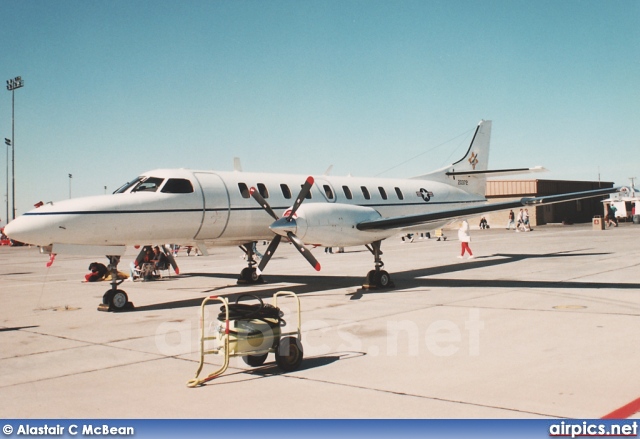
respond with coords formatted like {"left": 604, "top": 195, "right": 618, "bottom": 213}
{"left": 97, "top": 255, "right": 134, "bottom": 312}
{"left": 101, "top": 289, "right": 131, "bottom": 311}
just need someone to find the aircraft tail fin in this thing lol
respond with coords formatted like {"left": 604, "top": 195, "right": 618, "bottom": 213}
{"left": 451, "top": 119, "right": 492, "bottom": 175}
{"left": 414, "top": 120, "right": 492, "bottom": 197}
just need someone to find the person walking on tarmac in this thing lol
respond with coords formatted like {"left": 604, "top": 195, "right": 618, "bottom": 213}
{"left": 506, "top": 210, "right": 515, "bottom": 229}
{"left": 457, "top": 220, "right": 474, "bottom": 259}
{"left": 606, "top": 204, "right": 619, "bottom": 227}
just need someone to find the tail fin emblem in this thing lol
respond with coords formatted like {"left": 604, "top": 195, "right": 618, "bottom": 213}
{"left": 468, "top": 152, "right": 479, "bottom": 170}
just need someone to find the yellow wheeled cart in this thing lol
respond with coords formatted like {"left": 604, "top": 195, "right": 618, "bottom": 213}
{"left": 187, "top": 291, "right": 303, "bottom": 388}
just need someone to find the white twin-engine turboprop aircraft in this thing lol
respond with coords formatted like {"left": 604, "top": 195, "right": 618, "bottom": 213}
{"left": 5, "top": 120, "right": 617, "bottom": 310}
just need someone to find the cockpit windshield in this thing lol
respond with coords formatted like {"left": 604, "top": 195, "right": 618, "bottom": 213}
{"left": 113, "top": 176, "right": 165, "bottom": 194}
{"left": 131, "top": 177, "right": 165, "bottom": 193}
{"left": 113, "top": 177, "right": 143, "bottom": 194}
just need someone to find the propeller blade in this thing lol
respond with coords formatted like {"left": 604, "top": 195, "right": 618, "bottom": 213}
{"left": 250, "top": 187, "right": 279, "bottom": 220}
{"left": 287, "top": 176, "right": 314, "bottom": 221}
{"left": 287, "top": 232, "right": 321, "bottom": 271}
{"left": 251, "top": 176, "right": 318, "bottom": 274}
{"left": 257, "top": 235, "right": 282, "bottom": 272}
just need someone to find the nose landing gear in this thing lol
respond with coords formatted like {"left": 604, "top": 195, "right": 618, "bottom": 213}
{"left": 98, "top": 255, "right": 134, "bottom": 312}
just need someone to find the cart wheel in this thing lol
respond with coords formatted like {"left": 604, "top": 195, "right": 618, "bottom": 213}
{"left": 242, "top": 353, "right": 269, "bottom": 367}
{"left": 275, "top": 336, "right": 303, "bottom": 372}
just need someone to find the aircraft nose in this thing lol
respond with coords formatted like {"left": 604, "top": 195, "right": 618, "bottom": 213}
{"left": 269, "top": 217, "right": 297, "bottom": 237}
{"left": 4, "top": 217, "right": 29, "bottom": 242}
{"left": 3, "top": 215, "right": 50, "bottom": 246}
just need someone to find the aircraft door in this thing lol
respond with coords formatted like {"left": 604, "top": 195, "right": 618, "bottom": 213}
{"left": 193, "top": 172, "right": 231, "bottom": 240}
{"left": 315, "top": 178, "right": 337, "bottom": 203}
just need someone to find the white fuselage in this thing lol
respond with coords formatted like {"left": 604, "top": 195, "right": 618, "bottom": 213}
{"left": 5, "top": 168, "right": 486, "bottom": 250}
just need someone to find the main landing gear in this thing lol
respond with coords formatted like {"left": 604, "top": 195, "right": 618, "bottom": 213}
{"left": 363, "top": 240, "right": 395, "bottom": 289}
{"left": 237, "top": 242, "right": 265, "bottom": 284}
{"left": 97, "top": 255, "right": 134, "bottom": 312}
{"left": 242, "top": 177, "right": 394, "bottom": 289}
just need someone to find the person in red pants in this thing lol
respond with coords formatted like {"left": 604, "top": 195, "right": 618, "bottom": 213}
{"left": 457, "top": 220, "right": 474, "bottom": 259}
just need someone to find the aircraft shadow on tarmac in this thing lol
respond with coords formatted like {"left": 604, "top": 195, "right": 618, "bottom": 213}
{"left": 0, "top": 325, "right": 39, "bottom": 332}
{"left": 128, "top": 250, "right": 640, "bottom": 312}
{"left": 351, "top": 250, "right": 640, "bottom": 300}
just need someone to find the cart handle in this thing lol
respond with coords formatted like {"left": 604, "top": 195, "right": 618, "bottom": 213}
{"left": 272, "top": 291, "right": 302, "bottom": 340}
{"left": 187, "top": 296, "right": 230, "bottom": 387}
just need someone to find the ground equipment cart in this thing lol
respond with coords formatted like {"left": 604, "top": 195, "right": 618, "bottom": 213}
{"left": 187, "top": 291, "right": 303, "bottom": 387}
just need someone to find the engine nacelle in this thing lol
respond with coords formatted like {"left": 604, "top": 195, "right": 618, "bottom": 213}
{"left": 292, "top": 203, "right": 393, "bottom": 247}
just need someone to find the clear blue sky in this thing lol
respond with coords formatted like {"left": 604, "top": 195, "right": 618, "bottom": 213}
{"left": 1, "top": 0, "right": 638, "bottom": 222}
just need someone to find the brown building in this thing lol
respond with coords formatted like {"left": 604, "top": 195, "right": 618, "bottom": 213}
{"left": 477, "top": 179, "right": 614, "bottom": 228}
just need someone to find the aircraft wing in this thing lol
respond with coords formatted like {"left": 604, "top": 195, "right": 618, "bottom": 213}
{"left": 357, "top": 187, "right": 618, "bottom": 231}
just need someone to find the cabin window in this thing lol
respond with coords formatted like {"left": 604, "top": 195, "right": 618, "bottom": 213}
{"left": 395, "top": 187, "right": 404, "bottom": 200}
{"left": 238, "top": 183, "right": 250, "bottom": 199}
{"left": 342, "top": 185, "right": 353, "bottom": 200}
{"left": 323, "top": 185, "right": 334, "bottom": 200}
{"left": 280, "top": 184, "right": 292, "bottom": 199}
{"left": 161, "top": 178, "right": 194, "bottom": 194}
{"left": 257, "top": 183, "right": 269, "bottom": 198}
{"left": 132, "top": 177, "right": 164, "bottom": 193}
{"left": 361, "top": 186, "right": 371, "bottom": 200}
{"left": 378, "top": 187, "right": 387, "bottom": 200}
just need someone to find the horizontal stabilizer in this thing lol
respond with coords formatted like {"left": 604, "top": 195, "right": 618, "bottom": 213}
{"left": 446, "top": 166, "right": 547, "bottom": 177}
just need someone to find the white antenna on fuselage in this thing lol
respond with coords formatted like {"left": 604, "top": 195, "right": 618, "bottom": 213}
{"left": 233, "top": 157, "right": 243, "bottom": 172}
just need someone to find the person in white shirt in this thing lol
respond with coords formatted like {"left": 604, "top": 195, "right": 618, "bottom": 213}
{"left": 457, "top": 220, "right": 474, "bottom": 259}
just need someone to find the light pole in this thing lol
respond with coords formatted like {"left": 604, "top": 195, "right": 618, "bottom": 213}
{"left": 4, "top": 138, "right": 9, "bottom": 225}
{"left": 6, "top": 76, "right": 24, "bottom": 221}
